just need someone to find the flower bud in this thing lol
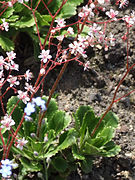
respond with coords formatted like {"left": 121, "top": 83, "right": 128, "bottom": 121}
{"left": 40, "top": 68, "right": 45, "bottom": 76}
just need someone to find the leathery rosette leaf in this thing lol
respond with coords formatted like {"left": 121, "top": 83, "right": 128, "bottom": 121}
{"left": 73, "top": 105, "right": 120, "bottom": 158}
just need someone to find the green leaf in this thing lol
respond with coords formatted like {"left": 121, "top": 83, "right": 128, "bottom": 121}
{"left": 48, "top": 111, "right": 65, "bottom": 134}
{"left": 7, "top": 96, "right": 25, "bottom": 110}
{"left": 0, "top": 35, "right": 14, "bottom": 51}
{"left": 102, "top": 111, "right": 118, "bottom": 128}
{"left": 13, "top": 3, "right": 25, "bottom": 12}
{"left": 59, "top": 3, "right": 76, "bottom": 18}
{"left": 99, "top": 127, "right": 114, "bottom": 144}
{"left": 42, "top": 96, "right": 58, "bottom": 121}
{"left": 81, "top": 110, "right": 98, "bottom": 136}
{"left": 58, "top": 129, "right": 77, "bottom": 150}
{"left": 52, "top": 157, "right": 68, "bottom": 173}
{"left": 7, "top": 105, "right": 24, "bottom": 126}
{"left": 14, "top": 15, "right": 35, "bottom": 28}
{"left": 90, "top": 137, "right": 106, "bottom": 148}
{"left": 81, "top": 157, "right": 93, "bottom": 173}
{"left": 23, "top": 121, "right": 36, "bottom": 137}
{"left": 20, "top": 157, "right": 42, "bottom": 172}
{"left": 35, "top": 12, "right": 51, "bottom": 26}
{"left": 12, "top": 146, "right": 34, "bottom": 160}
{"left": 72, "top": 145, "right": 85, "bottom": 160}
{"left": 75, "top": 105, "right": 92, "bottom": 130}
{"left": 101, "top": 141, "right": 121, "bottom": 157}
{"left": 57, "top": 0, "right": 83, "bottom": 18}
{"left": 8, "top": 15, "right": 19, "bottom": 22}
{"left": 1, "top": 8, "right": 14, "bottom": 18}
{"left": 83, "top": 142, "right": 100, "bottom": 155}
{"left": 44, "top": 129, "right": 77, "bottom": 158}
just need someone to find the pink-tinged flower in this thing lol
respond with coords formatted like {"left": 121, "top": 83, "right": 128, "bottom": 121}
{"left": 67, "top": 27, "right": 74, "bottom": 35}
{"left": 84, "top": 61, "right": 90, "bottom": 71}
{"left": 109, "top": 33, "right": 115, "bottom": 46}
{"left": 55, "top": 18, "right": 66, "bottom": 28}
{"left": 7, "top": 76, "right": 20, "bottom": 87}
{"left": 0, "top": 56, "right": 4, "bottom": 70}
{"left": 97, "top": 0, "right": 104, "bottom": 4}
{"left": 1, "top": 115, "right": 15, "bottom": 130}
{"left": 38, "top": 50, "right": 52, "bottom": 63}
{"left": 25, "top": 83, "right": 35, "bottom": 94}
{"left": 69, "top": 40, "right": 87, "bottom": 58}
{"left": 40, "top": 68, "right": 45, "bottom": 76}
{"left": 89, "top": 23, "right": 101, "bottom": 36}
{"left": 106, "top": 9, "right": 118, "bottom": 20}
{"left": 0, "top": 70, "right": 3, "bottom": 78}
{"left": 0, "top": 78, "right": 4, "bottom": 88}
{"left": 10, "top": 61, "right": 19, "bottom": 71}
{"left": 16, "top": 137, "right": 28, "bottom": 150}
{"left": 8, "top": 1, "right": 13, "bottom": 7}
{"left": 124, "top": 12, "right": 135, "bottom": 27}
{"left": 79, "top": 5, "right": 94, "bottom": 18}
{"left": 6, "top": 51, "right": 16, "bottom": 61}
{"left": 119, "top": 0, "right": 129, "bottom": 8}
{"left": 17, "top": 90, "right": 30, "bottom": 104}
{"left": 1, "top": 19, "right": 9, "bottom": 32}
{"left": 18, "top": 0, "right": 29, "bottom": 3}
{"left": 59, "top": 51, "right": 68, "bottom": 63}
{"left": 57, "top": 35, "right": 64, "bottom": 42}
{"left": 24, "top": 69, "right": 33, "bottom": 82}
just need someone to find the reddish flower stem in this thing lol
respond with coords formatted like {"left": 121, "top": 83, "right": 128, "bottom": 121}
{"left": 91, "top": 62, "right": 135, "bottom": 137}
{"left": 5, "top": 114, "right": 25, "bottom": 158}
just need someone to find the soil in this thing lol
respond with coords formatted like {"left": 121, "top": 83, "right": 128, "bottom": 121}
{"left": 1, "top": 1, "right": 135, "bottom": 180}
{"left": 55, "top": 2, "right": 135, "bottom": 180}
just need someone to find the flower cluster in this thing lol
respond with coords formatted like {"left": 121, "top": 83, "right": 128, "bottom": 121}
{"left": 106, "top": 9, "right": 119, "bottom": 21}
{"left": 38, "top": 49, "right": 52, "bottom": 63}
{"left": 24, "top": 97, "right": 47, "bottom": 120}
{"left": 18, "top": 0, "right": 29, "bottom": 3}
{"left": 0, "top": 114, "right": 15, "bottom": 130}
{"left": 0, "top": 19, "right": 9, "bottom": 31}
{"left": 123, "top": 11, "right": 135, "bottom": 27}
{"left": 78, "top": 4, "right": 95, "bottom": 19}
{"left": 15, "top": 137, "right": 28, "bottom": 150}
{"left": 0, "top": 159, "right": 18, "bottom": 178}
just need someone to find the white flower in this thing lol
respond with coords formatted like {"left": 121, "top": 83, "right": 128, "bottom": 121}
{"left": 98, "top": 0, "right": 104, "bottom": 4}
{"left": 16, "top": 137, "right": 28, "bottom": 150}
{"left": 0, "top": 78, "right": 4, "bottom": 87}
{"left": 18, "top": 0, "right": 29, "bottom": 3}
{"left": 17, "top": 90, "right": 30, "bottom": 104}
{"left": 1, "top": 115, "right": 15, "bottom": 130}
{"left": 0, "top": 56, "right": 4, "bottom": 70}
{"left": 67, "top": 27, "right": 74, "bottom": 35}
{"left": 1, "top": 19, "right": 9, "bottom": 31}
{"left": 40, "top": 68, "right": 45, "bottom": 75}
{"left": 7, "top": 76, "right": 20, "bottom": 87}
{"left": 6, "top": 51, "right": 16, "bottom": 61}
{"left": 25, "top": 83, "right": 35, "bottom": 94}
{"left": 55, "top": 18, "right": 66, "bottom": 28}
{"left": 84, "top": 61, "right": 90, "bottom": 71}
{"left": 119, "top": 0, "right": 129, "bottom": 8}
{"left": 8, "top": 2, "right": 13, "bottom": 7}
{"left": 38, "top": 49, "right": 52, "bottom": 63}
{"left": 106, "top": 9, "right": 118, "bottom": 20}
{"left": 79, "top": 5, "right": 94, "bottom": 18}
{"left": 10, "top": 61, "right": 19, "bottom": 71}
{"left": 24, "top": 69, "right": 33, "bottom": 82}
{"left": 57, "top": 35, "right": 64, "bottom": 42}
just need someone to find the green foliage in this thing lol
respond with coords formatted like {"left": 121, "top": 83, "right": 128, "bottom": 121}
{"left": 5, "top": 95, "right": 120, "bottom": 178}
{"left": 73, "top": 105, "right": 121, "bottom": 158}
{"left": 0, "top": 0, "right": 83, "bottom": 53}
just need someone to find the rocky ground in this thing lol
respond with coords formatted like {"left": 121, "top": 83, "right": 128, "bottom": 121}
{"left": 54, "top": 2, "right": 135, "bottom": 180}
